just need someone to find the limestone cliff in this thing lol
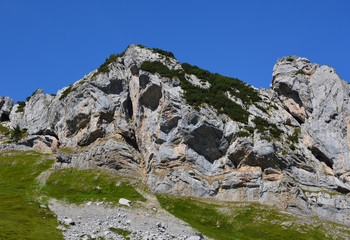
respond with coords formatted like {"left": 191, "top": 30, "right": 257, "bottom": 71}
{"left": 1, "top": 45, "right": 350, "bottom": 226}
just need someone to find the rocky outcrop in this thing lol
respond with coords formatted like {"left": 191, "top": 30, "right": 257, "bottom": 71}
{"left": 55, "top": 136, "right": 141, "bottom": 174}
{"left": 0, "top": 96, "right": 13, "bottom": 121}
{"left": 271, "top": 56, "right": 350, "bottom": 224}
{"left": 2, "top": 45, "right": 350, "bottom": 226}
{"left": 273, "top": 57, "right": 350, "bottom": 181}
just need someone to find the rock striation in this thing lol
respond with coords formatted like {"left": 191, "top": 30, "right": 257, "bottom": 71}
{"left": 1, "top": 45, "right": 350, "bottom": 226}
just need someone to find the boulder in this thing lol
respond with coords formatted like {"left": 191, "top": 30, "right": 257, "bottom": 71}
{"left": 119, "top": 198, "right": 131, "bottom": 207}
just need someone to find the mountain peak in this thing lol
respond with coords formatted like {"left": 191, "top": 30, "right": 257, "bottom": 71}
{"left": 1, "top": 47, "right": 350, "bottom": 228}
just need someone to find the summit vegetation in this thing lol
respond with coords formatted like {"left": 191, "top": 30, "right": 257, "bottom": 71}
{"left": 140, "top": 61, "right": 258, "bottom": 124}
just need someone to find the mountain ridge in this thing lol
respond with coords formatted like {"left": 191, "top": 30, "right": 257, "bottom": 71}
{"left": 1, "top": 44, "right": 350, "bottom": 227}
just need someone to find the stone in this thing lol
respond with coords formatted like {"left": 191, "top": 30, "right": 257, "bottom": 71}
{"left": 187, "top": 236, "right": 201, "bottom": 240}
{"left": 62, "top": 218, "right": 75, "bottom": 226}
{"left": 119, "top": 198, "right": 132, "bottom": 207}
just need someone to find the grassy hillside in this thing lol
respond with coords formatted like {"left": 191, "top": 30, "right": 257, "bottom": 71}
{"left": 0, "top": 151, "right": 62, "bottom": 240}
{"left": 1, "top": 150, "right": 350, "bottom": 240}
{"left": 157, "top": 194, "right": 350, "bottom": 240}
{"left": 0, "top": 151, "right": 146, "bottom": 240}
{"left": 44, "top": 168, "right": 146, "bottom": 204}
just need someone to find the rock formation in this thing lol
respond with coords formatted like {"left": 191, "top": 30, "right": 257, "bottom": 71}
{"left": 1, "top": 45, "right": 350, "bottom": 226}
{"left": 0, "top": 96, "right": 13, "bottom": 121}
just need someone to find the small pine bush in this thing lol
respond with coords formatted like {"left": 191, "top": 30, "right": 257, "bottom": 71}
{"left": 252, "top": 116, "right": 283, "bottom": 139}
{"left": 295, "top": 69, "right": 305, "bottom": 75}
{"left": 26, "top": 89, "right": 39, "bottom": 102}
{"left": 16, "top": 101, "right": 26, "bottom": 113}
{"left": 140, "top": 61, "right": 251, "bottom": 123}
{"left": 152, "top": 48, "right": 175, "bottom": 58}
{"left": 10, "top": 125, "right": 27, "bottom": 142}
{"left": 59, "top": 85, "right": 75, "bottom": 101}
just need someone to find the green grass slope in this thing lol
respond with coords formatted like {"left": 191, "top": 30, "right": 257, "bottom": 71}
{"left": 157, "top": 194, "right": 350, "bottom": 240}
{"left": 1, "top": 150, "right": 350, "bottom": 240}
{"left": 44, "top": 168, "right": 146, "bottom": 204}
{"left": 0, "top": 151, "right": 62, "bottom": 240}
{"left": 0, "top": 150, "right": 146, "bottom": 239}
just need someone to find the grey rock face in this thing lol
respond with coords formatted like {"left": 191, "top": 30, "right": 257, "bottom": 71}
{"left": 55, "top": 137, "right": 140, "bottom": 173}
{"left": 3, "top": 45, "right": 350, "bottom": 227}
{"left": 10, "top": 88, "right": 57, "bottom": 135}
{"left": 272, "top": 56, "right": 350, "bottom": 185}
{"left": 0, "top": 96, "right": 13, "bottom": 121}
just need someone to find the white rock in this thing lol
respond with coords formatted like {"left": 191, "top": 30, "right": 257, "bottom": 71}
{"left": 62, "top": 218, "right": 75, "bottom": 226}
{"left": 119, "top": 198, "right": 132, "bottom": 207}
{"left": 186, "top": 236, "right": 201, "bottom": 240}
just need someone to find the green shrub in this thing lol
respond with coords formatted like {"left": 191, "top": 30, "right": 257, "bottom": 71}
{"left": 295, "top": 70, "right": 305, "bottom": 75}
{"left": 140, "top": 61, "right": 179, "bottom": 78}
{"left": 92, "top": 50, "right": 127, "bottom": 78}
{"left": 181, "top": 63, "right": 261, "bottom": 105}
{"left": 26, "top": 89, "right": 39, "bottom": 102}
{"left": 59, "top": 85, "right": 75, "bottom": 101}
{"left": 10, "top": 125, "right": 27, "bottom": 142}
{"left": 109, "top": 228, "right": 131, "bottom": 238}
{"left": 287, "top": 128, "right": 301, "bottom": 144}
{"left": 252, "top": 116, "right": 283, "bottom": 139}
{"left": 152, "top": 48, "right": 175, "bottom": 58}
{"left": 0, "top": 124, "right": 10, "bottom": 135}
{"left": 97, "top": 53, "right": 120, "bottom": 73}
{"left": 136, "top": 45, "right": 175, "bottom": 59}
{"left": 15, "top": 101, "right": 26, "bottom": 113}
{"left": 245, "top": 126, "right": 255, "bottom": 134}
{"left": 236, "top": 131, "right": 250, "bottom": 138}
{"left": 140, "top": 61, "right": 250, "bottom": 123}
{"left": 255, "top": 104, "right": 268, "bottom": 114}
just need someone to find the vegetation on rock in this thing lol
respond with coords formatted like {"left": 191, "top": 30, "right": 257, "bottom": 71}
{"left": 15, "top": 101, "right": 26, "bottom": 113}
{"left": 0, "top": 123, "right": 10, "bottom": 135}
{"left": 26, "top": 89, "right": 39, "bottom": 102}
{"left": 151, "top": 48, "right": 175, "bottom": 59}
{"left": 140, "top": 61, "right": 251, "bottom": 123}
{"left": 97, "top": 52, "right": 126, "bottom": 74}
{"left": 181, "top": 63, "right": 261, "bottom": 105}
{"left": 136, "top": 44, "right": 175, "bottom": 59}
{"left": 10, "top": 125, "right": 27, "bottom": 142}
{"left": 288, "top": 127, "right": 301, "bottom": 143}
{"left": 109, "top": 227, "right": 132, "bottom": 238}
{"left": 295, "top": 69, "right": 306, "bottom": 75}
{"left": 252, "top": 116, "right": 284, "bottom": 140}
{"left": 59, "top": 85, "right": 74, "bottom": 100}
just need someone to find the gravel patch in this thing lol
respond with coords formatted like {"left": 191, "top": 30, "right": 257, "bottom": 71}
{"left": 49, "top": 199, "right": 209, "bottom": 240}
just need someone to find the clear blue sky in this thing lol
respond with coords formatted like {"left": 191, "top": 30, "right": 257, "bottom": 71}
{"left": 1, "top": 0, "right": 349, "bottom": 102}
